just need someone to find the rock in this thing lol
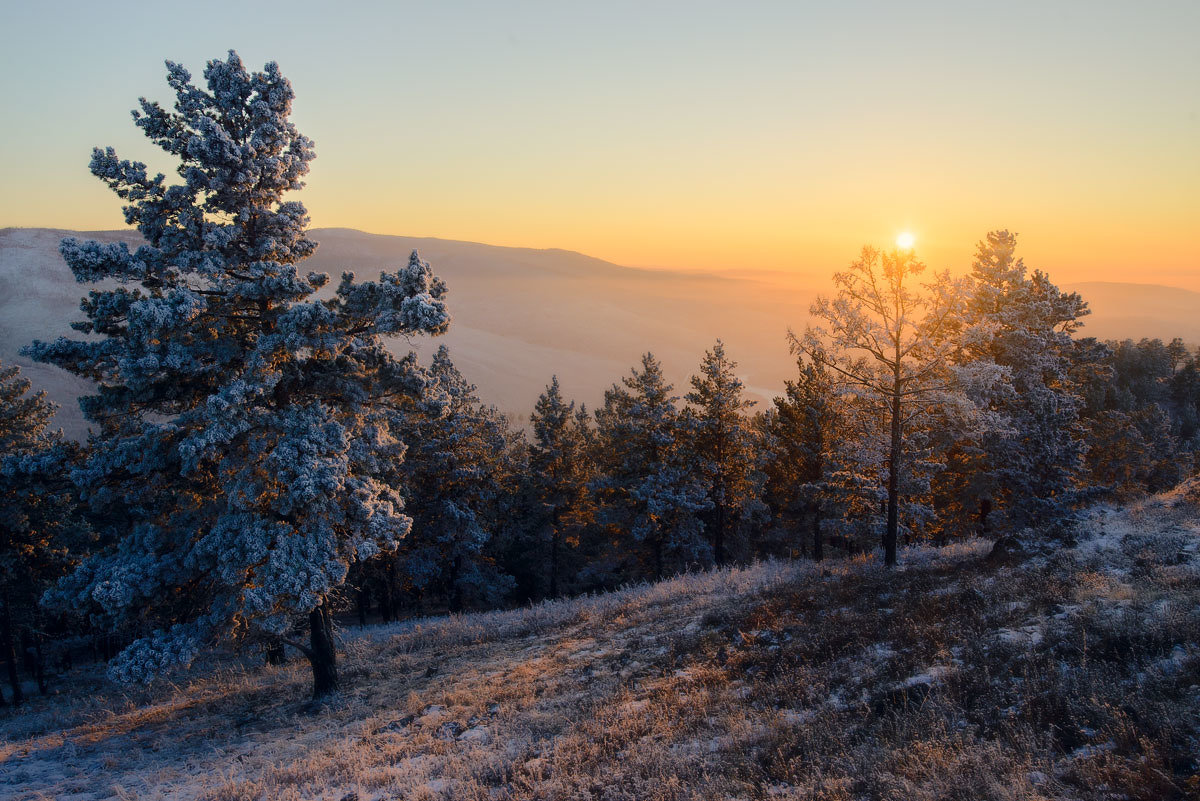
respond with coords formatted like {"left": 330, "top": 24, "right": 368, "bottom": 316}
{"left": 870, "top": 682, "right": 930, "bottom": 715}
{"left": 986, "top": 536, "right": 1027, "bottom": 565}
{"left": 436, "top": 720, "right": 464, "bottom": 740}
{"left": 458, "top": 725, "right": 490, "bottom": 744}
{"left": 416, "top": 705, "right": 447, "bottom": 728}
{"left": 384, "top": 713, "right": 416, "bottom": 731}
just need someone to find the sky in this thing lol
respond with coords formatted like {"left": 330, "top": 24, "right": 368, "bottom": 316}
{"left": 1, "top": 1, "right": 1197, "bottom": 288}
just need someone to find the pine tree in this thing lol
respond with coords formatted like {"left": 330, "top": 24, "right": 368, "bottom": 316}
{"left": 1076, "top": 338, "right": 1194, "bottom": 496}
{"left": 791, "top": 245, "right": 959, "bottom": 566}
{"left": 25, "top": 52, "right": 449, "bottom": 698}
{"left": 529, "top": 376, "right": 594, "bottom": 597}
{"left": 948, "top": 231, "right": 1089, "bottom": 534}
{"left": 761, "top": 354, "right": 838, "bottom": 561}
{"left": 1170, "top": 351, "right": 1200, "bottom": 442}
{"left": 393, "top": 347, "right": 516, "bottom": 613}
{"left": 0, "top": 362, "right": 90, "bottom": 705}
{"left": 683, "top": 341, "right": 758, "bottom": 565}
{"left": 594, "top": 354, "right": 709, "bottom": 580}
{"left": 1084, "top": 407, "right": 1189, "bottom": 498}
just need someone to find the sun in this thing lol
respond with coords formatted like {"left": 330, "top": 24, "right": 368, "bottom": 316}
{"left": 896, "top": 231, "right": 916, "bottom": 250}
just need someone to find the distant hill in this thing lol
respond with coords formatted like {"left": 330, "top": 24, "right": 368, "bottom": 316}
{"left": 1064, "top": 281, "right": 1200, "bottom": 345}
{"left": 0, "top": 227, "right": 815, "bottom": 437}
{"left": 3, "top": 227, "right": 1197, "bottom": 438}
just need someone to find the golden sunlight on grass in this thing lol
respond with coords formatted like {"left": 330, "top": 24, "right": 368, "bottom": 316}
{"left": 3, "top": 486, "right": 1199, "bottom": 799}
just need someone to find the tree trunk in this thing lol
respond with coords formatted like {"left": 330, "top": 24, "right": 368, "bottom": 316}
{"left": 811, "top": 502, "right": 824, "bottom": 562}
{"left": 549, "top": 522, "right": 560, "bottom": 599}
{"left": 977, "top": 498, "right": 993, "bottom": 539}
{"left": 885, "top": 380, "right": 902, "bottom": 568}
{"left": 379, "top": 561, "right": 397, "bottom": 623}
{"left": 652, "top": 534, "right": 664, "bottom": 581}
{"left": 265, "top": 641, "right": 286, "bottom": 666}
{"left": 308, "top": 605, "right": 338, "bottom": 699}
{"left": 356, "top": 583, "right": 369, "bottom": 628}
{"left": 1, "top": 592, "right": 23, "bottom": 706}
{"left": 448, "top": 556, "right": 463, "bottom": 614}
{"left": 713, "top": 502, "right": 726, "bottom": 566}
{"left": 20, "top": 630, "right": 36, "bottom": 674}
{"left": 32, "top": 611, "right": 47, "bottom": 695}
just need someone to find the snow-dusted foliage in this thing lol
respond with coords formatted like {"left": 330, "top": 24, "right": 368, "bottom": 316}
{"left": 24, "top": 53, "right": 449, "bottom": 693}
{"left": 391, "top": 346, "right": 518, "bottom": 613}
{"left": 0, "top": 362, "right": 90, "bottom": 704}
{"left": 943, "top": 230, "right": 1089, "bottom": 534}
{"left": 791, "top": 246, "right": 963, "bottom": 566}
{"left": 683, "top": 341, "right": 761, "bottom": 565}
{"left": 527, "top": 376, "right": 595, "bottom": 597}
{"left": 759, "top": 354, "right": 839, "bottom": 559}
{"left": 1077, "top": 338, "right": 1196, "bottom": 497}
{"left": 594, "top": 353, "right": 710, "bottom": 579}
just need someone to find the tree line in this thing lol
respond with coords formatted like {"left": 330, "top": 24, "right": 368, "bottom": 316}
{"left": 1, "top": 52, "right": 1196, "bottom": 703}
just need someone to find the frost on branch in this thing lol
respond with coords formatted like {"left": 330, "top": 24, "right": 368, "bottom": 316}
{"left": 26, "top": 52, "right": 449, "bottom": 689}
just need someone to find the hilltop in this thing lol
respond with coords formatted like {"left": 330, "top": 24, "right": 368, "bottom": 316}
{"left": 2, "top": 487, "right": 1198, "bottom": 800}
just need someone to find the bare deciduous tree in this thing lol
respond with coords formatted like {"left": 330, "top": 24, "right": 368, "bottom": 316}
{"left": 790, "top": 246, "right": 960, "bottom": 566}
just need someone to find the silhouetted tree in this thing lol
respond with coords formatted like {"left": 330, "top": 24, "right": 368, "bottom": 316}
{"left": 594, "top": 354, "right": 709, "bottom": 580}
{"left": 528, "top": 376, "right": 594, "bottom": 597}
{"left": 761, "top": 354, "right": 838, "bottom": 561}
{"left": 684, "top": 341, "right": 758, "bottom": 565}
{"left": 394, "top": 347, "right": 517, "bottom": 613}
{"left": 0, "top": 363, "right": 90, "bottom": 705}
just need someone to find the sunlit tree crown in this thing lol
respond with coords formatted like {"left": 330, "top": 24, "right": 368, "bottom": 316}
{"left": 26, "top": 52, "right": 450, "bottom": 684}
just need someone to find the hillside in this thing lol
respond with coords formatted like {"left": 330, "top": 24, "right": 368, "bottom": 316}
{"left": 2, "top": 489, "right": 1198, "bottom": 800}
{"left": 5, "top": 228, "right": 1199, "bottom": 438}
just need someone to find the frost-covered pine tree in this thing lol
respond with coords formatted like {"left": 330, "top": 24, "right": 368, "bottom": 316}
{"left": 946, "top": 231, "right": 1089, "bottom": 535}
{"left": 1058, "top": 338, "right": 1193, "bottom": 498}
{"left": 25, "top": 52, "right": 449, "bottom": 698}
{"left": 683, "top": 341, "right": 758, "bottom": 565}
{"left": 0, "top": 362, "right": 90, "bottom": 705}
{"left": 760, "top": 353, "right": 838, "bottom": 561}
{"left": 392, "top": 346, "right": 517, "bottom": 613}
{"left": 528, "top": 376, "right": 594, "bottom": 597}
{"left": 594, "top": 354, "right": 709, "bottom": 580}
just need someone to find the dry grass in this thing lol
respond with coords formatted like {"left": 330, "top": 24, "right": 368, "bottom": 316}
{"left": 2, "top": 492, "right": 1198, "bottom": 801}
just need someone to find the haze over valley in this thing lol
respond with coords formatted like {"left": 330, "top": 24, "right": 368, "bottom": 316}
{"left": 3, "top": 226, "right": 1197, "bottom": 437}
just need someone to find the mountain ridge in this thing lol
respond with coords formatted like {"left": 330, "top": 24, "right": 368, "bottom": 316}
{"left": 3, "top": 227, "right": 1197, "bottom": 438}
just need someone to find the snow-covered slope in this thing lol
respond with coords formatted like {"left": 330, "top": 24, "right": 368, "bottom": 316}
{"left": 2, "top": 486, "right": 1198, "bottom": 800}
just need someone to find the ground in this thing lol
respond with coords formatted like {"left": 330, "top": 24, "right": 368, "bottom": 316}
{"left": 2, "top": 487, "right": 1198, "bottom": 801}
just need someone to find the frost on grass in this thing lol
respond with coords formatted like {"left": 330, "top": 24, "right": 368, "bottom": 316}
{"left": 3, "top": 489, "right": 1199, "bottom": 800}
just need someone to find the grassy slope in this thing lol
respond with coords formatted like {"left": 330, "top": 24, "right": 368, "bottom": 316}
{"left": 2, "top": 490, "right": 1199, "bottom": 801}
